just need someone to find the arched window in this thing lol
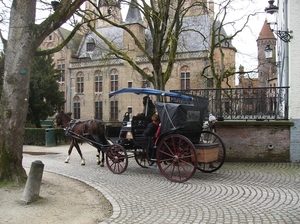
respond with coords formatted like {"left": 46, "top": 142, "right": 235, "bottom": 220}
{"left": 110, "top": 101, "right": 118, "bottom": 120}
{"left": 110, "top": 69, "right": 118, "bottom": 92}
{"left": 142, "top": 77, "right": 151, "bottom": 88}
{"left": 76, "top": 72, "right": 84, "bottom": 93}
{"left": 180, "top": 66, "right": 190, "bottom": 90}
{"left": 95, "top": 101, "right": 103, "bottom": 120}
{"left": 57, "top": 63, "right": 65, "bottom": 82}
{"left": 95, "top": 71, "right": 103, "bottom": 92}
{"left": 142, "top": 68, "right": 151, "bottom": 88}
{"left": 73, "top": 96, "right": 80, "bottom": 119}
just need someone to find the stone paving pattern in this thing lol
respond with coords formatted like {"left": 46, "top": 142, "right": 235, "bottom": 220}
{"left": 23, "top": 144, "right": 300, "bottom": 224}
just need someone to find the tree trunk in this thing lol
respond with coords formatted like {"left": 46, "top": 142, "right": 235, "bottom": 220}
{"left": 0, "top": 0, "right": 86, "bottom": 183}
{"left": 0, "top": 0, "right": 37, "bottom": 183}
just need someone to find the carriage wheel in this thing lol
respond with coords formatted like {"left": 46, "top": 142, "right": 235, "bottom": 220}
{"left": 106, "top": 144, "right": 128, "bottom": 174}
{"left": 156, "top": 134, "right": 197, "bottom": 183}
{"left": 134, "top": 148, "right": 154, "bottom": 168}
{"left": 197, "top": 131, "right": 226, "bottom": 173}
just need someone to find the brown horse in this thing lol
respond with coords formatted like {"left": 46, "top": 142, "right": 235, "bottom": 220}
{"left": 55, "top": 111, "right": 109, "bottom": 166}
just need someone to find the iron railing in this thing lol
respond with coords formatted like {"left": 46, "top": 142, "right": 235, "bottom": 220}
{"left": 171, "top": 87, "right": 289, "bottom": 120}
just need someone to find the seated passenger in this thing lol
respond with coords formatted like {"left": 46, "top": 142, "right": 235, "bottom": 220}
{"left": 143, "top": 113, "right": 160, "bottom": 159}
{"left": 137, "top": 96, "right": 156, "bottom": 117}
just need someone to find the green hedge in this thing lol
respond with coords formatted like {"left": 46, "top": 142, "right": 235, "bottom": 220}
{"left": 24, "top": 128, "right": 68, "bottom": 146}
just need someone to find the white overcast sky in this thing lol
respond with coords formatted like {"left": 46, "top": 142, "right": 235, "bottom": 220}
{"left": 0, "top": 0, "right": 268, "bottom": 74}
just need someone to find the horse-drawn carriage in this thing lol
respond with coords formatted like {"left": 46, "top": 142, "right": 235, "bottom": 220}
{"left": 56, "top": 88, "right": 226, "bottom": 183}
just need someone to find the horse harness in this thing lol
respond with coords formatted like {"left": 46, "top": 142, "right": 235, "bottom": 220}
{"left": 65, "top": 120, "right": 94, "bottom": 138}
{"left": 65, "top": 119, "right": 106, "bottom": 146}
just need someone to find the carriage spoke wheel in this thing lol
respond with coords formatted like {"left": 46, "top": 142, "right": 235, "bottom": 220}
{"left": 106, "top": 144, "right": 128, "bottom": 174}
{"left": 157, "top": 134, "right": 197, "bottom": 183}
{"left": 134, "top": 148, "right": 154, "bottom": 168}
{"left": 197, "top": 131, "right": 226, "bottom": 173}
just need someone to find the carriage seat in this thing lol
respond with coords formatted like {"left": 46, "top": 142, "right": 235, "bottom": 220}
{"left": 131, "top": 115, "right": 152, "bottom": 148}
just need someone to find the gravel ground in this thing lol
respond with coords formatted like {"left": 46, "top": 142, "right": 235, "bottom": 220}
{"left": 0, "top": 170, "right": 112, "bottom": 224}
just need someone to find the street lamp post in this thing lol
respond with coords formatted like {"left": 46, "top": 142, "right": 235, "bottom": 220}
{"left": 264, "top": 45, "right": 281, "bottom": 67}
{"left": 264, "top": 0, "right": 290, "bottom": 119}
{"left": 51, "top": 1, "right": 60, "bottom": 11}
{"left": 264, "top": 0, "right": 292, "bottom": 43}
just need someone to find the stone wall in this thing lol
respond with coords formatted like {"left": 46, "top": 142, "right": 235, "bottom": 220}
{"left": 215, "top": 121, "right": 293, "bottom": 162}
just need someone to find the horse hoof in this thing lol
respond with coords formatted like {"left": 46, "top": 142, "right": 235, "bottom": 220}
{"left": 97, "top": 161, "right": 101, "bottom": 165}
{"left": 81, "top": 163, "right": 85, "bottom": 166}
{"left": 65, "top": 161, "right": 69, "bottom": 163}
{"left": 100, "top": 164, "right": 104, "bottom": 167}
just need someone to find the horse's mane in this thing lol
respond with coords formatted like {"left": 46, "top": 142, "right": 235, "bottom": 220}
{"left": 59, "top": 110, "right": 71, "bottom": 120}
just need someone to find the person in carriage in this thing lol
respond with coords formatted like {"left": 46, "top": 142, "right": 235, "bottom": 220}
{"left": 143, "top": 113, "right": 160, "bottom": 160}
{"left": 141, "top": 96, "right": 156, "bottom": 117}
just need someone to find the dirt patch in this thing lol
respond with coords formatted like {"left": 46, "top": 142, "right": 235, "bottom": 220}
{"left": 0, "top": 171, "right": 112, "bottom": 224}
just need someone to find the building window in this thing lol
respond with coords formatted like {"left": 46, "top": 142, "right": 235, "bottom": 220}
{"left": 74, "top": 102, "right": 80, "bottom": 119}
{"left": 95, "top": 101, "right": 103, "bottom": 120}
{"left": 128, "top": 81, "right": 132, "bottom": 88}
{"left": 142, "top": 77, "right": 150, "bottom": 88}
{"left": 49, "top": 35, "right": 52, "bottom": 41}
{"left": 86, "top": 42, "right": 95, "bottom": 52}
{"left": 110, "top": 101, "right": 118, "bottom": 120}
{"left": 95, "top": 73, "right": 102, "bottom": 92}
{"left": 207, "top": 78, "right": 214, "bottom": 88}
{"left": 110, "top": 70, "right": 118, "bottom": 92}
{"left": 57, "top": 64, "right": 65, "bottom": 82}
{"left": 76, "top": 73, "right": 84, "bottom": 93}
{"left": 180, "top": 71, "right": 190, "bottom": 90}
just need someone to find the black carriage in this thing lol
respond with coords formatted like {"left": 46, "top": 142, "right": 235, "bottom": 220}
{"left": 107, "top": 88, "right": 226, "bottom": 183}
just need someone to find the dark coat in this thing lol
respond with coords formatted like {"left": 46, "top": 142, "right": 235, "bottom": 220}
{"left": 143, "top": 122, "right": 159, "bottom": 157}
{"left": 143, "top": 122, "right": 159, "bottom": 137}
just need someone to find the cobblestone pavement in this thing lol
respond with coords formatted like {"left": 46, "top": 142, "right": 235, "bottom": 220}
{"left": 23, "top": 144, "right": 300, "bottom": 224}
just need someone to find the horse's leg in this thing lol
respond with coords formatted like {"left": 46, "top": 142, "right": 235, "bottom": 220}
{"left": 73, "top": 139, "right": 85, "bottom": 165}
{"left": 96, "top": 148, "right": 105, "bottom": 167}
{"left": 96, "top": 148, "right": 101, "bottom": 165}
{"left": 65, "top": 142, "right": 74, "bottom": 163}
{"left": 100, "top": 150, "right": 105, "bottom": 167}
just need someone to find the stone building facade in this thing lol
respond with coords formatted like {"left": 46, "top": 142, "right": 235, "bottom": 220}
{"left": 40, "top": 0, "right": 236, "bottom": 122}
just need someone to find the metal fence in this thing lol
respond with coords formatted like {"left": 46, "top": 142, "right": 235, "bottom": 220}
{"left": 171, "top": 87, "right": 289, "bottom": 120}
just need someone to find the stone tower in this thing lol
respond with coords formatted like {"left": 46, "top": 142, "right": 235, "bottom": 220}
{"left": 257, "top": 20, "right": 276, "bottom": 87}
{"left": 123, "top": 0, "right": 145, "bottom": 56}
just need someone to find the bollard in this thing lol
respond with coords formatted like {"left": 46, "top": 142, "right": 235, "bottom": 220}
{"left": 21, "top": 160, "right": 44, "bottom": 204}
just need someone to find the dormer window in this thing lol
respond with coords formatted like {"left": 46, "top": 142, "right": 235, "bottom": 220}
{"left": 86, "top": 42, "right": 95, "bottom": 52}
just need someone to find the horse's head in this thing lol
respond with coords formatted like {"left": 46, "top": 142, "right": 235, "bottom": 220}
{"left": 54, "top": 112, "right": 62, "bottom": 127}
{"left": 54, "top": 110, "right": 70, "bottom": 127}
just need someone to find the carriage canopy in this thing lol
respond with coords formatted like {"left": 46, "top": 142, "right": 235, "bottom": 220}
{"left": 109, "top": 88, "right": 193, "bottom": 101}
{"left": 155, "top": 102, "right": 206, "bottom": 136}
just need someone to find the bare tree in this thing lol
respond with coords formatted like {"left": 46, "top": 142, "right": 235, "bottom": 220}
{"left": 200, "top": 0, "right": 258, "bottom": 88}
{"left": 79, "top": 0, "right": 208, "bottom": 91}
{"left": 0, "top": 0, "right": 86, "bottom": 183}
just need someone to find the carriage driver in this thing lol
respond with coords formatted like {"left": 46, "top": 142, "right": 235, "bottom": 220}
{"left": 143, "top": 113, "right": 160, "bottom": 160}
{"left": 142, "top": 96, "right": 156, "bottom": 117}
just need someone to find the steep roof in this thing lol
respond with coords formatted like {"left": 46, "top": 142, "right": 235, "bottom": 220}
{"left": 78, "top": 26, "right": 124, "bottom": 59}
{"left": 58, "top": 27, "right": 83, "bottom": 55}
{"left": 99, "top": 0, "right": 121, "bottom": 7}
{"left": 213, "top": 20, "right": 235, "bottom": 49}
{"left": 146, "top": 15, "right": 234, "bottom": 53}
{"left": 124, "top": 0, "right": 143, "bottom": 25}
{"left": 77, "top": 5, "right": 235, "bottom": 59}
{"left": 257, "top": 20, "right": 276, "bottom": 40}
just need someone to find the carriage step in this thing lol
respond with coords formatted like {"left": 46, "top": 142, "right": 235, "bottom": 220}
{"left": 193, "top": 142, "right": 219, "bottom": 163}
{"left": 147, "top": 162, "right": 157, "bottom": 168}
{"left": 194, "top": 142, "right": 219, "bottom": 148}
